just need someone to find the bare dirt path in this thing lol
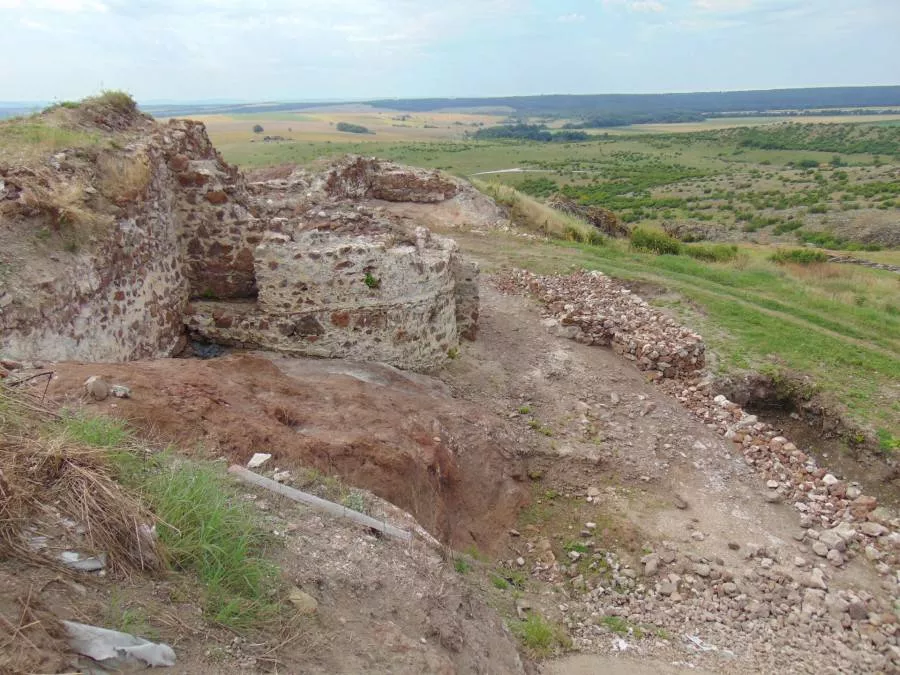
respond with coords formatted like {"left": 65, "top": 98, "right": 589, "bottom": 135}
{"left": 439, "top": 282, "right": 891, "bottom": 674}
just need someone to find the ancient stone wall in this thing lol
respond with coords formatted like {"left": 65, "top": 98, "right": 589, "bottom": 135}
{"left": 0, "top": 144, "right": 188, "bottom": 362}
{"left": 324, "top": 156, "right": 460, "bottom": 203}
{"left": 161, "top": 120, "right": 262, "bottom": 299}
{"left": 1, "top": 113, "right": 481, "bottom": 371}
{"left": 185, "top": 227, "right": 462, "bottom": 369}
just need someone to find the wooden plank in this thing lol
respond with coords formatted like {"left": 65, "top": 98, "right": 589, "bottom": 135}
{"left": 227, "top": 465, "right": 412, "bottom": 542}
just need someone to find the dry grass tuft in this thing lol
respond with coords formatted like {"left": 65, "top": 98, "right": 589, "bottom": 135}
{"left": 98, "top": 151, "right": 152, "bottom": 204}
{"left": 0, "top": 385, "right": 163, "bottom": 576}
{"left": 83, "top": 90, "right": 138, "bottom": 116}
{"left": 16, "top": 181, "right": 102, "bottom": 229}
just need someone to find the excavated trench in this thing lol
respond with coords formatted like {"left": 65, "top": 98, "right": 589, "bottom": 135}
{"left": 43, "top": 353, "right": 531, "bottom": 554}
{"left": 716, "top": 373, "right": 900, "bottom": 508}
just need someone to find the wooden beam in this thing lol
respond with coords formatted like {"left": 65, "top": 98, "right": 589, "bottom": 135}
{"left": 227, "top": 465, "right": 413, "bottom": 543}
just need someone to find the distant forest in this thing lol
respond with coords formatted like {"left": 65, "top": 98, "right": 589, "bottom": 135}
{"left": 368, "top": 86, "right": 900, "bottom": 117}
{"left": 126, "top": 86, "right": 900, "bottom": 127}
{"left": 472, "top": 124, "right": 590, "bottom": 142}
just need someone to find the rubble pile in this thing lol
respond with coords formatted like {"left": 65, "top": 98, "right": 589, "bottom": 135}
{"left": 498, "top": 267, "right": 898, "bottom": 571}
{"left": 661, "top": 377, "right": 899, "bottom": 571}
{"left": 495, "top": 269, "right": 705, "bottom": 378}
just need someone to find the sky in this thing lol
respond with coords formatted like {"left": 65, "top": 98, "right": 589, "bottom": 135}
{"left": 0, "top": 0, "right": 897, "bottom": 102}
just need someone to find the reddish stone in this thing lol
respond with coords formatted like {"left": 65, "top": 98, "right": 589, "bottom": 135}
{"left": 850, "top": 495, "right": 877, "bottom": 520}
{"left": 177, "top": 171, "right": 207, "bottom": 187}
{"left": 331, "top": 311, "right": 351, "bottom": 328}
{"left": 113, "top": 290, "right": 126, "bottom": 301}
{"left": 215, "top": 315, "right": 233, "bottom": 329}
{"left": 268, "top": 260, "right": 279, "bottom": 270}
{"left": 205, "top": 190, "right": 228, "bottom": 205}
{"left": 168, "top": 154, "right": 190, "bottom": 172}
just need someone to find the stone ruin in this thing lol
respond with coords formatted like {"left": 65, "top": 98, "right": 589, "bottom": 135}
{"left": 0, "top": 116, "right": 480, "bottom": 371}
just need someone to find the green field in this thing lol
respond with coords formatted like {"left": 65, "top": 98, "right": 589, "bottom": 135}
{"left": 207, "top": 114, "right": 899, "bottom": 251}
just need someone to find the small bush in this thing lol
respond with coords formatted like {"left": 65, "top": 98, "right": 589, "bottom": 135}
{"left": 252, "top": 124, "right": 264, "bottom": 133}
{"left": 340, "top": 490, "right": 367, "bottom": 513}
{"left": 684, "top": 243, "right": 739, "bottom": 263}
{"left": 770, "top": 248, "right": 829, "bottom": 265}
{"left": 630, "top": 227, "right": 682, "bottom": 255}
{"left": 773, "top": 220, "right": 803, "bottom": 235}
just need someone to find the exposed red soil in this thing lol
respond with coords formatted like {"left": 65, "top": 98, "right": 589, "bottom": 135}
{"left": 44, "top": 354, "right": 530, "bottom": 553}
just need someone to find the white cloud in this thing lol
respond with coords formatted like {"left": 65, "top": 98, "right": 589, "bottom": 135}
{"left": 0, "top": 0, "right": 107, "bottom": 11}
{"left": 692, "top": 0, "right": 753, "bottom": 12}
{"left": 558, "top": 12, "right": 585, "bottom": 22}
{"left": 20, "top": 17, "right": 52, "bottom": 29}
{"left": 602, "top": 0, "right": 666, "bottom": 12}
{"left": 631, "top": 1, "right": 665, "bottom": 12}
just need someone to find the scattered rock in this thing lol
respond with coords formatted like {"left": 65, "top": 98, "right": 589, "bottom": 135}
{"left": 110, "top": 384, "right": 131, "bottom": 399}
{"left": 848, "top": 601, "right": 869, "bottom": 621}
{"left": 642, "top": 554, "right": 660, "bottom": 577}
{"left": 288, "top": 587, "right": 318, "bottom": 614}
{"left": 826, "top": 549, "right": 844, "bottom": 567}
{"left": 515, "top": 599, "right": 532, "bottom": 620}
{"left": 84, "top": 376, "right": 109, "bottom": 401}
{"left": 861, "top": 522, "right": 888, "bottom": 538}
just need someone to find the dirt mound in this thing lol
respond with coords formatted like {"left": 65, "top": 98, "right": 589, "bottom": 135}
{"left": 42, "top": 354, "right": 529, "bottom": 552}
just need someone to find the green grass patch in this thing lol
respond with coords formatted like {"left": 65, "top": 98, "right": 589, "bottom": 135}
{"left": 0, "top": 120, "right": 104, "bottom": 163}
{"left": 48, "top": 411, "right": 284, "bottom": 630}
{"left": 510, "top": 613, "right": 570, "bottom": 657}
{"left": 454, "top": 558, "right": 472, "bottom": 574}
{"left": 61, "top": 413, "right": 132, "bottom": 448}
{"left": 139, "top": 460, "right": 280, "bottom": 628}
{"left": 877, "top": 429, "right": 900, "bottom": 454}
{"left": 490, "top": 574, "right": 510, "bottom": 590}
{"left": 684, "top": 243, "right": 739, "bottom": 262}
{"left": 630, "top": 227, "right": 682, "bottom": 255}
{"left": 770, "top": 248, "right": 829, "bottom": 264}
